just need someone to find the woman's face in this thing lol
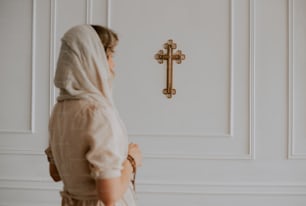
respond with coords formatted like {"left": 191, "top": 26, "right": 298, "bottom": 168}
{"left": 107, "top": 52, "right": 115, "bottom": 76}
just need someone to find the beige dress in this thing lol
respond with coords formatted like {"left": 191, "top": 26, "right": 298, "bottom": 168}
{"left": 46, "top": 99, "right": 136, "bottom": 206}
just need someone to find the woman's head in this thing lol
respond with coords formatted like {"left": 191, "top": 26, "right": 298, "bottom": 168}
{"left": 91, "top": 25, "right": 118, "bottom": 75}
{"left": 54, "top": 24, "right": 117, "bottom": 105}
{"left": 91, "top": 25, "right": 118, "bottom": 56}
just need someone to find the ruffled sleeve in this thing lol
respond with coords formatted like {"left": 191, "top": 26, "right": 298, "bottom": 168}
{"left": 86, "top": 106, "right": 124, "bottom": 180}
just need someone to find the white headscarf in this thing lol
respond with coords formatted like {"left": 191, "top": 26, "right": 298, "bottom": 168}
{"left": 54, "top": 24, "right": 114, "bottom": 106}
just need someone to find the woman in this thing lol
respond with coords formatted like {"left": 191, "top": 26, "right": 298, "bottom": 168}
{"left": 45, "top": 24, "right": 142, "bottom": 206}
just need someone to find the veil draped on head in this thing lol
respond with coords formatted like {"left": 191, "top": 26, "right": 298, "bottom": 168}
{"left": 54, "top": 24, "right": 114, "bottom": 106}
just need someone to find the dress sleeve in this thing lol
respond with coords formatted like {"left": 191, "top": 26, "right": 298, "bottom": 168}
{"left": 86, "top": 107, "right": 124, "bottom": 180}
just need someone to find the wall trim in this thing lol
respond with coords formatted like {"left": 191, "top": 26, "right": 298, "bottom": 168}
{"left": 249, "top": 0, "right": 255, "bottom": 160}
{"left": 144, "top": 153, "right": 252, "bottom": 160}
{"left": 288, "top": 0, "right": 306, "bottom": 159}
{"left": 49, "top": 0, "right": 57, "bottom": 114}
{"left": 0, "top": 178, "right": 61, "bottom": 191}
{"left": 0, "top": 178, "right": 305, "bottom": 196}
{"left": 137, "top": 181, "right": 306, "bottom": 196}
{"left": 106, "top": 0, "right": 111, "bottom": 27}
{"left": 0, "top": 148, "right": 44, "bottom": 156}
{"left": 130, "top": 0, "right": 255, "bottom": 160}
{"left": 86, "top": 0, "right": 93, "bottom": 24}
{"left": 129, "top": 0, "right": 236, "bottom": 139}
{"left": 229, "top": 0, "right": 234, "bottom": 137}
{"left": 0, "top": 203, "right": 56, "bottom": 206}
{"left": 31, "top": 0, "right": 37, "bottom": 134}
{"left": 0, "top": 0, "right": 36, "bottom": 134}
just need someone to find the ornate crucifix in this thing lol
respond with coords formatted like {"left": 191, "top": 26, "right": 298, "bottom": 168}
{"left": 154, "top": 39, "right": 186, "bottom": 98}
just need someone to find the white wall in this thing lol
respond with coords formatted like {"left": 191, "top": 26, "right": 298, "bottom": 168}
{"left": 0, "top": 0, "right": 306, "bottom": 205}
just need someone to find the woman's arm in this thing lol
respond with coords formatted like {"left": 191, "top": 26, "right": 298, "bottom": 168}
{"left": 45, "top": 147, "right": 61, "bottom": 182}
{"left": 49, "top": 163, "right": 61, "bottom": 182}
{"left": 96, "top": 143, "right": 142, "bottom": 206}
{"left": 96, "top": 159, "right": 133, "bottom": 206}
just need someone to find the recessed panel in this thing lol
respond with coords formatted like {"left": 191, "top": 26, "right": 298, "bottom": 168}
{"left": 292, "top": 0, "right": 306, "bottom": 155}
{"left": 92, "top": 0, "right": 108, "bottom": 26}
{"left": 111, "top": 0, "right": 252, "bottom": 158}
{"left": 56, "top": 0, "right": 87, "bottom": 53}
{"left": 112, "top": 0, "right": 231, "bottom": 135}
{"left": 0, "top": 0, "right": 33, "bottom": 132}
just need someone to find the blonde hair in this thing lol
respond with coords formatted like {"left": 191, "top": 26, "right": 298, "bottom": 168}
{"left": 91, "top": 25, "right": 118, "bottom": 57}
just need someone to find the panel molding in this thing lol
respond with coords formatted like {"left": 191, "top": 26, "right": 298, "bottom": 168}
{"left": 0, "top": 178, "right": 305, "bottom": 196}
{"left": 129, "top": 0, "right": 235, "bottom": 138}
{"left": 86, "top": 0, "right": 93, "bottom": 24}
{"left": 0, "top": 0, "right": 36, "bottom": 134}
{"left": 0, "top": 201, "right": 55, "bottom": 206}
{"left": 288, "top": 0, "right": 306, "bottom": 159}
{"left": 0, "top": 178, "right": 61, "bottom": 191}
{"left": 49, "top": 0, "right": 57, "bottom": 114}
{"left": 0, "top": 204, "right": 56, "bottom": 206}
{"left": 137, "top": 181, "right": 306, "bottom": 196}
{"left": 143, "top": 152, "right": 252, "bottom": 160}
{"left": 106, "top": 0, "right": 111, "bottom": 27}
{"left": 249, "top": 0, "right": 255, "bottom": 160}
{"left": 129, "top": 0, "right": 255, "bottom": 160}
{"left": 0, "top": 147, "right": 43, "bottom": 156}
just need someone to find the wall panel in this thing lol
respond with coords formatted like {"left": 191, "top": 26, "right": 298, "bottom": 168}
{"left": 112, "top": 0, "right": 254, "bottom": 160}
{"left": 0, "top": 0, "right": 35, "bottom": 133}
{"left": 91, "top": 0, "right": 108, "bottom": 26}
{"left": 288, "top": 0, "right": 306, "bottom": 159}
{"left": 0, "top": 0, "right": 306, "bottom": 205}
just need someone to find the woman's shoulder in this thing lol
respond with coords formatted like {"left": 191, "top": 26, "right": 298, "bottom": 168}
{"left": 77, "top": 100, "right": 115, "bottom": 126}
{"left": 52, "top": 99, "right": 107, "bottom": 116}
{"left": 77, "top": 99, "right": 108, "bottom": 115}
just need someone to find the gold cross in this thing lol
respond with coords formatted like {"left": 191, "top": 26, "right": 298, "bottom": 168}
{"left": 154, "top": 39, "right": 186, "bottom": 98}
